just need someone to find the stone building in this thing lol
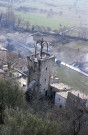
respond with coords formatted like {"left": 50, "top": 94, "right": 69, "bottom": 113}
{"left": 66, "top": 91, "right": 88, "bottom": 113}
{"left": 52, "top": 85, "right": 88, "bottom": 112}
{"left": 26, "top": 39, "right": 88, "bottom": 117}
{"left": 27, "top": 52, "right": 55, "bottom": 96}
{"left": 50, "top": 83, "right": 72, "bottom": 108}
{"left": 0, "top": 45, "right": 7, "bottom": 67}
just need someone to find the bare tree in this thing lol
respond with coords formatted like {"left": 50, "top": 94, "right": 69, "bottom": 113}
{"left": 6, "top": 51, "right": 19, "bottom": 70}
{"left": 25, "top": 21, "right": 30, "bottom": 31}
{"left": 17, "top": 16, "right": 22, "bottom": 27}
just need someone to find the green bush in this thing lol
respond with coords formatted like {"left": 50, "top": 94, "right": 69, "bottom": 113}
{"left": 0, "top": 108, "right": 61, "bottom": 135}
{"left": 0, "top": 78, "right": 26, "bottom": 109}
{"left": 0, "top": 78, "right": 61, "bottom": 135}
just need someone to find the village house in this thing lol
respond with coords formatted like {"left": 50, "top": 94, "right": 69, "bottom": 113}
{"left": 0, "top": 45, "right": 7, "bottom": 67}
{"left": 12, "top": 70, "right": 27, "bottom": 88}
{"left": 0, "top": 69, "right": 5, "bottom": 77}
{"left": 0, "top": 45, "right": 27, "bottom": 89}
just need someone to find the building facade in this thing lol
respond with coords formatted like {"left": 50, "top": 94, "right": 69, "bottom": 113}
{"left": 27, "top": 52, "right": 55, "bottom": 96}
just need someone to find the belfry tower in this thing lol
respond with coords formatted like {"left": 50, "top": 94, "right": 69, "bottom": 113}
{"left": 27, "top": 39, "right": 55, "bottom": 96}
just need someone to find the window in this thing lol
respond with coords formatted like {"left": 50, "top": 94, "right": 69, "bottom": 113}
{"left": 46, "top": 67, "right": 47, "bottom": 70}
{"left": 45, "top": 79, "right": 46, "bottom": 81}
{"left": 45, "top": 91, "right": 47, "bottom": 96}
{"left": 59, "top": 105, "right": 62, "bottom": 108}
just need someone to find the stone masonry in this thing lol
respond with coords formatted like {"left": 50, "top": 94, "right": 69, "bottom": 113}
{"left": 27, "top": 52, "right": 55, "bottom": 96}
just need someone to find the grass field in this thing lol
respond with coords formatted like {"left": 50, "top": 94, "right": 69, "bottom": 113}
{"left": 72, "top": 42, "right": 88, "bottom": 50}
{"left": 56, "top": 65, "right": 88, "bottom": 94}
{"left": 15, "top": 11, "right": 73, "bottom": 30}
{"left": 72, "top": 44, "right": 85, "bottom": 50}
{"left": 0, "top": 0, "right": 88, "bottom": 30}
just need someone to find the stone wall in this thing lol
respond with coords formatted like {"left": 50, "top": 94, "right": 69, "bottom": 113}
{"left": 66, "top": 92, "right": 86, "bottom": 114}
{"left": 27, "top": 57, "right": 40, "bottom": 86}
{"left": 27, "top": 55, "right": 55, "bottom": 96}
{"left": 55, "top": 93, "right": 66, "bottom": 108}
{"left": 39, "top": 56, "right": 55, "bottom": 95}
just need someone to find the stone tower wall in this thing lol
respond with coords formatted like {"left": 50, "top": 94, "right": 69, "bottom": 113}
{"left": 27, "top": 55, "right": 55, "bottom": 96}
{"left": 27, "top": 58, "right": 40, "bottom": 86}
{"left": 38, "top": 56, "right": 55, "bottom": 95}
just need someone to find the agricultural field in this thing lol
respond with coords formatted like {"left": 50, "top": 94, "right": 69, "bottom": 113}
{"left": 14, "top": 11, "right": 73, "bottom": 30}
{"left": 64, "top": 40, "right": 88, "bottom": 51}
{"left": 72, "top": 42, "right": 88, "bottom": 50}
{"left": 0, "top": 0, "right": 88, "bottom": 30}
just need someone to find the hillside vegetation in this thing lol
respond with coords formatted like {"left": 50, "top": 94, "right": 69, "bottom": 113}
{"left": 0, "top": 78, "right": 61, "bottom": 135}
